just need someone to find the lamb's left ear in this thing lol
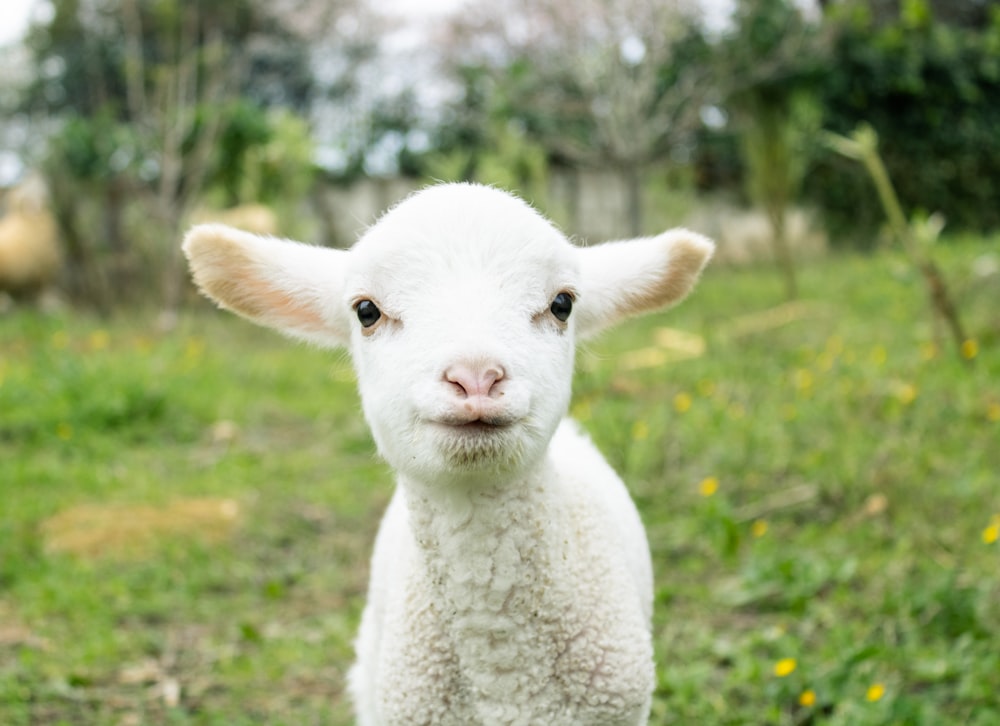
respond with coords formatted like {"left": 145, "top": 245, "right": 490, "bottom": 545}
{"left": 183, "top": 224, "right": 351, "bottom": 347}
{"left": 574, "top": 229, "right": 714, "bottom": 339}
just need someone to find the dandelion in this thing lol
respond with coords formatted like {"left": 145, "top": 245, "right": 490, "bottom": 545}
{"left": 894, "top": 382, "right": 918, "bottom": 405}
{"left": 184, "top": 337, "right": 205, "bottom": 362}
{"left": 51, "top": 330, "right": 69, "bottom": 349}
{"left": 751, "top": 519, "right": 768, "bottom": 538}
{"left": 631, "top": 420, "right": 649, "bottom": 441}
{"left": 987, "top": 403, "right": 1000, "bottom": 423}
{"left": 571, "top": 401, "right": 592, "bottom": 422}
{"left": 56, "top": 422, "right": 73, "bottom": 441}
{"left": 673, "top": 392, "right": 693, "bottom": 413}
{"left": 774, "top": 658, "right": 797, "bottom": 677}
{"left": 793, "top": 369, "right": 814, "bottom": 392}
{"left": 983, "top": 523, "right": 999, "bottom": 545}
{"left": 698, "top": 477, "right": 718, "bottom": 498}
{"left": 961, "top": 339, "right": 979, "bottom": 360}
{"left": 870, "top": 345, "right": 888, "bottom": 366}
{"left": 866, "top": 683, "right": 885, "bottom": 702}
{"left": 88, "top": 329, "right": 110, "bottom": 352}
{"left": 799, "top": 689, "right": 816, "bottom": 707}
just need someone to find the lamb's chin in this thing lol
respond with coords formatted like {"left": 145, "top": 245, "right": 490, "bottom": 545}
{"left": 427, "top": 421, "right": 530, "bottom": 472}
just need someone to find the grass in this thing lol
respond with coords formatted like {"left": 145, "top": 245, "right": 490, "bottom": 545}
{"left": 2, "top": 236, "right": 998, "bottom": 724}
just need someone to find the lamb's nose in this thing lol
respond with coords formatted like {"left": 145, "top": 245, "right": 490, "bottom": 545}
{"left": 445, "top": 362, "right": 505, "bottom": 399}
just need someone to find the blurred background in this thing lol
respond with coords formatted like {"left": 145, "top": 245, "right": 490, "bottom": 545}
{"left": 2, "top": 2, "right": 999, "bottom": 724}
{"left": 0, "top": 0, "right": 997, "bottom": 312}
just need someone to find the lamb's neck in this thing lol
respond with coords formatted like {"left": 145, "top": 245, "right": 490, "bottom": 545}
{"left": 401, "top": 464, "right": 564, "bottom": 619}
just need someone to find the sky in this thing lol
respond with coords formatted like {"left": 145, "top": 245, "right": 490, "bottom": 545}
{"left": 0, "top": 0, "right": 752, "bottom": 48}
{"left": 0, "top": 0, "right": 36, "bottom": 47}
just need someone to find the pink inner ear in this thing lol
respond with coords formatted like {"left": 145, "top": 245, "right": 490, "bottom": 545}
{"left": 215, "top": 268, "right": 328, "bottom": 333}
{"left": 639, "top": 237, "right": 714, "bottom": 311}
{"left": 189, "top": 233, "right": 328, "bottom": 334}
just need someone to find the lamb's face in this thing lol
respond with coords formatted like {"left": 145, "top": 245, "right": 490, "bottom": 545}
{"left": 183, "top": 182, "right": 715, "bottom": 485}
{"left": 344, "top": 185, "right": 579, "bottom": 481}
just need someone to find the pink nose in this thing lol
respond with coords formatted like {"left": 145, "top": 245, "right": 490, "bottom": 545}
{"left": 445, "top": 362, "right": 505, "bottom": 399}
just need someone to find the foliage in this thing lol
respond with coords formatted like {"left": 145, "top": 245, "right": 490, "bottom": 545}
{"left": 804, "top": 1, "right": 1000, "bottom": 238}
{"left": 719, "top": 0, "right": 828, "bottom": 298}
{"left": 825, "top": 123, "right": 970, "bottom": 361}
{"left": 2, "top": 239, "right": 998, "bottom": 723}
{"left": 439, "top": 0, "right": 712, "bottom": 234}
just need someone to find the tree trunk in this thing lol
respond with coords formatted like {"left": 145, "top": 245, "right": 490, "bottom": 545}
{"left": 623, "top": 164, "right": 643, "bottom": 238}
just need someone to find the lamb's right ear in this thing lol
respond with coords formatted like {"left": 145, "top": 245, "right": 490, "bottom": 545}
{"left": 183, "top": 224, "right": 351, "bottom": 347}
{"left": 574, "top": 228, "right": 714, "bottom": 339}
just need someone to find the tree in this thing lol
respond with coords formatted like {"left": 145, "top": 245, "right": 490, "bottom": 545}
{"left": 17, "top": 0, "right": 351, "bottom": 307}
{"left": 721, "top": 0, "right": 828, "bottom": 299}
{"left": 442, "top": 0, "right": 711, "bottom": 236}
{"left": 804, "top": 0, "right": 1000, "bottom": 238}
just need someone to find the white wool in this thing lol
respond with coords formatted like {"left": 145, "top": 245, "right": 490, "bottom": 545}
{"left": 183, "top": 182, "right": 714, "bottom": 725}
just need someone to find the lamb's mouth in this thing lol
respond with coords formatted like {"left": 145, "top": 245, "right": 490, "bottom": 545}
{"left": 433, "top": 418, "right": 518, "bottom": 436}
{"left": 428, "top": 419, "right": 526, "bottom": 468}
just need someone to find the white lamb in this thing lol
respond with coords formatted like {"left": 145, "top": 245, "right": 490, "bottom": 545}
{"left": 183, "top": 183, "right": 714, "bottom": 725}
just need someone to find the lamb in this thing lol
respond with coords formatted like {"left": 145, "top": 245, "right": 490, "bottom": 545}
{"left": 182, "top": 183, "right": 714, "bottom": 725}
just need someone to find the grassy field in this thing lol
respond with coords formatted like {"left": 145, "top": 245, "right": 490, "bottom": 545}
{"left": 2, "top": 238, "right": 998, "bottom": 725}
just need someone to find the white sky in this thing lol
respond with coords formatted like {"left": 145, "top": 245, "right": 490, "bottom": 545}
{"left": 0, "top": 0, "right": 750, "bottom": 48}
{"left": 0, "top": 0, "right": 36, "bottom": 47}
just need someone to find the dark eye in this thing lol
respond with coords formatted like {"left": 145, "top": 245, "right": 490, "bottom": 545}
{"left": 550, "top": 292, "right": 573, "bottom": 322}
{"left": 355, "top": 299, "right": 382, "bottom": 328}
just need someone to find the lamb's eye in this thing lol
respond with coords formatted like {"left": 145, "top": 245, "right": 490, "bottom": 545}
{"left": 550, "top": 292, "right": 573, "bottom": 322}
{"left": 355, "top": 300, "right": 382, "bottom": 328}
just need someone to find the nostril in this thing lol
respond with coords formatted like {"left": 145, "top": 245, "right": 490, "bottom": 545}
{"left": 445, "top": 362, "right": 506, "bottom": 399}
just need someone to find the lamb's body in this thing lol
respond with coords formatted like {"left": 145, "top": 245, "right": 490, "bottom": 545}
{"left": 352, "top": 420, "right": 653, "bottom": 725}
{"left": 183, "top": 183, "right": 713, "bottom": 725}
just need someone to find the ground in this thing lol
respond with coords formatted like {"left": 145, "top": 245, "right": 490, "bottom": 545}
{"left": 1, "top": 236, "right": 998, "bottom": 725}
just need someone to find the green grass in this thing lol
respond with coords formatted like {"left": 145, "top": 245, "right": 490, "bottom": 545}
{"left": 2, "top": 238, "right": 998, "bottom": 724}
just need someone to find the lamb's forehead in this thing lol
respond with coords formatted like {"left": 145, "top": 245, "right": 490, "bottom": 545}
{"left": 350, "top": 184, "right": 577, "bottom": 276}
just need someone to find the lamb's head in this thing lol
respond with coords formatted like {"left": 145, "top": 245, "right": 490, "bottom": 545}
{"left": 183, "top": 183, "right": 713, "bottom": 483}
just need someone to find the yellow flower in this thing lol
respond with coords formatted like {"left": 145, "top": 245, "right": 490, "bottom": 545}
{"left": 631, "top": 420, "right": 649, "bottom": 441}
{"left": 673, "top": 392, "right": 693, "bottom": 413}
{"left": 961, "top": 339, "right": 979, "bottom": 360}
{"left": 88, "top": 329, "right": 110, "bottom": 351}
{"left": 751, "top": 519, "right": 769, "bottom": 538}
{"left": 816, "top": 352, "right": 836, "bottom": 372}
{"left": 870, "top": 345, "right": 888, "bottom": 366}
{"left": 799, "top": 689, "right": 816, "bottom": 707}
{"left": 51, "top": 330, "right": 69, "bottom": 349}
{"left": 866, "top": 683, "right": 885, "bottom": 702}
{"left": 698, "top": 477, "right": 719, "bottom": 497}
{"left": 793, "top": 369, "right": 814, "bottom": 392}
{"left": 571, "top": 401, "right": 592, "bottom": 422}
{"left": 987, "top": 403, "right": 1000, "bottom": 423}
{"left": 697, "top": 379, "right": 716, "bottom": 397}
{"left": 56, "top": 422, "right": 73, "bottom": 441}
{"left": 774, "top": 658, "right": 797, "bottom": 677}
{"left": 184, "top": 337, "right": 205, "bottom": 362}
{"left": 895, "top": 382, "right": 918, "bottom": 405}
{"left": 983, "top": 523, "right": 999, "bottom": 545}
